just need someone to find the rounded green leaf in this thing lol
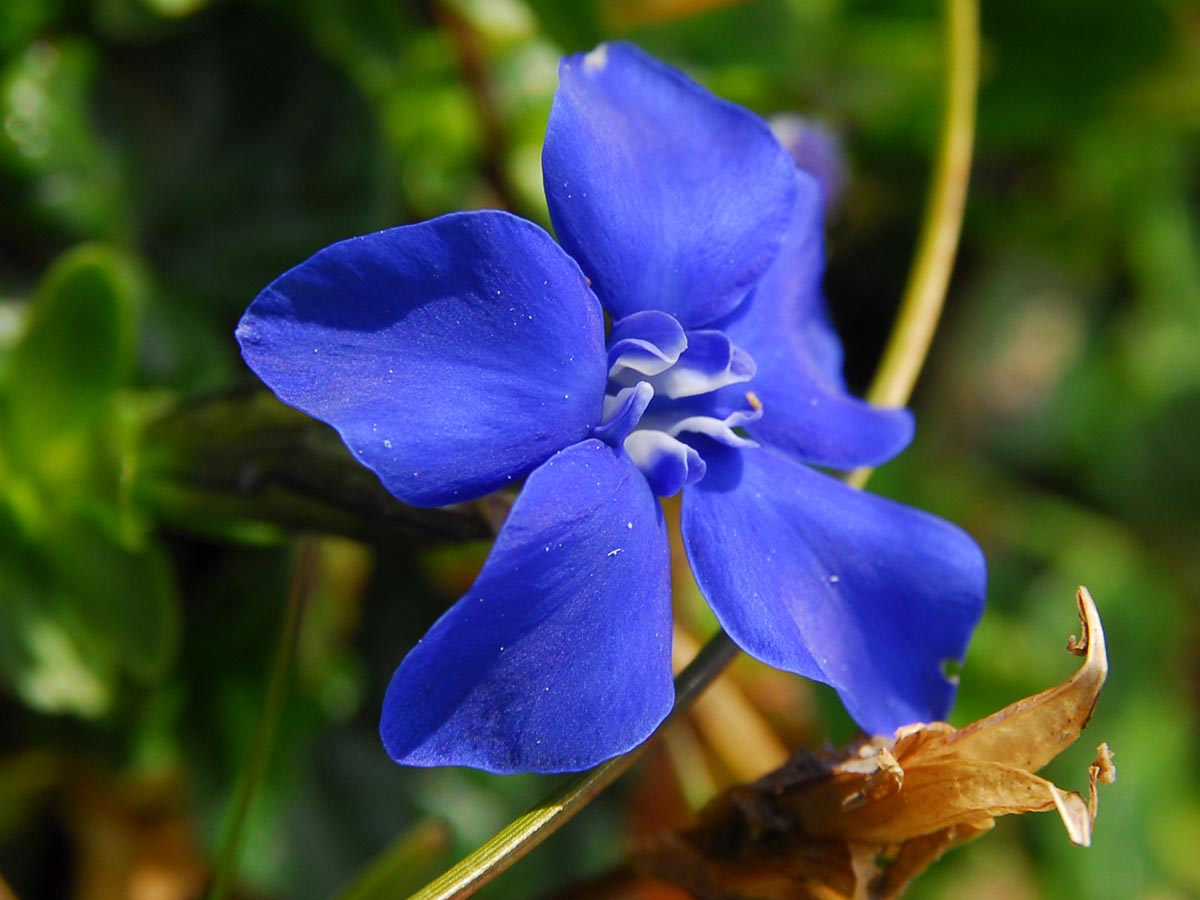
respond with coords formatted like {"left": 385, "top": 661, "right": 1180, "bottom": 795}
{"left": 4, "top": 244, "right": 139, "bottom": 476}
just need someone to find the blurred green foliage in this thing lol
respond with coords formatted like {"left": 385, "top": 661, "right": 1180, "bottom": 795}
{"left": 0, "top": 0, "right": 1197, "bottom": 898}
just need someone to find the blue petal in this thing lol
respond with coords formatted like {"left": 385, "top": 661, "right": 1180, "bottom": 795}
{"left": 381, "top": 439, "right": 673, "bottom": 773}
{"left": 237, "top": 211, "right": 608, "bottom": 507}
{"left": 769, "top": 114, "right": 848, "bottom": 215}
{"left": 594, "top": 382, "right": 653, "bottom": 446}
{"left": 682, "top": 443, "right": 985, "bottom": 735}
{"left": 624, "top": 429, "right": 706, "bottom": 497}
{"left": 711, "top": 174, "right": 914, "bottom": 468}
{"left": 608, "top": 310, "right": 688, "bottom": 377}
{"left": 613, "top": 329, "right": 756, "bottom": 400}
{"left": 543, "top": 42, "right": 797, "bottom": 327}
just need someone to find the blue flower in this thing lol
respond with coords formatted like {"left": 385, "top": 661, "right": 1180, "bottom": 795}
{"left": 236, "top": 43, "right": 986, "bottom": 774}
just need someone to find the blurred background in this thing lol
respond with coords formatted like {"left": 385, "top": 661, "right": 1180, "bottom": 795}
{"left": 1, "top": 0, "right": 1197, "bottom": 897}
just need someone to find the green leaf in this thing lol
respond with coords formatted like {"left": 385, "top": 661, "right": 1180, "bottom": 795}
{"left": 0, "top": 524, "right": 116, "bottom": 718}
{"left": 0, "top": 0, "right": 64, "bottom": 56}
{"left": 45, "top": 514, "right": 180, "bottom": 685}
{"left": 0, "top": 39, "right": 126, "bottom": 237}
{"left": 0, "top": 504, "right": 179, "bottom": 717}
{"left": 3, "top": 244, "right": 139, "bottom": 480}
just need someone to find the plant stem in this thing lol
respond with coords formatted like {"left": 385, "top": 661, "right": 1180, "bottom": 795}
{"left": 847, "top": 0, "right": 977, "bottom": 488}
{"left": 406, "top": 635, "right": 738, "bottom": 900}
{"left": 863, "top": 0, "right": 980, "bottom": 409}
{"left": 337, "top": 819, "right": 455, "bottom": 900}
{"left": 393, "top": 0, "right": 980, "bottom": 895}
{"left": 207, "top": 539, "right": 319, "bottom": 900}
{"left": 672, "top": 624, "right": 788, "bottom": 782}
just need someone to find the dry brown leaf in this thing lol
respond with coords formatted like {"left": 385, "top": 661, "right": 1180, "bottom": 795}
{"left": 641, "top": 587, "right": 1115, "bottom": 900}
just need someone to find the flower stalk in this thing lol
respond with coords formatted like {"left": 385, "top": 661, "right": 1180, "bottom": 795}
{"left": 854, "top": 0, "right": 979, "bottom": 437}
{"left": 396, "top": 0, "right": 980, "bottom": 895}
{"left": 407, "top": 635, "right": 740, "bottom": 900}
{"left": 207, "top": 540, "right": 319, "bottom": 900}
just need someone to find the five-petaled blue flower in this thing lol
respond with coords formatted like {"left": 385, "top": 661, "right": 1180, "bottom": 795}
{"left": 236, "top": 43, "right": 986, "bottom": 774}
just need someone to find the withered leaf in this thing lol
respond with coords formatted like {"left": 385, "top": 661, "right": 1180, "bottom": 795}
{"left": 642, "top": 587, "right": 1115, "bottom": 900}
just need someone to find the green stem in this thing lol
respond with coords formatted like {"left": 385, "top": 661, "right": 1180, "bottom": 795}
{"left": 394, "top": 1, "right": 980, "bottom": 896}
{"left": 208, "top": 540, "right": 319, "bottom": 900}
{"left": 848, "top": 0, "right": 977, "bottom": 489}
{"left": 864, "top": 0, "right": 980, "bottom": 412}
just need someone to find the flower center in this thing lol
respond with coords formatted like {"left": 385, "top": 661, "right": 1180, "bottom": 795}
{"left": 592, "top": 310, "right": 761, "bottom": 496}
